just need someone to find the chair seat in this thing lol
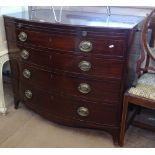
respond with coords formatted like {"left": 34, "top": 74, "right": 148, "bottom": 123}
{"left": 128, "top": 73, "right": 155, "bottom": 100}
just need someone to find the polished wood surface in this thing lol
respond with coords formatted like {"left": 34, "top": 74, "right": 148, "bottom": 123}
{"left": 16, "top": 28, "right": 126, "bottom": 57}
{"left": 3, "top": 9, "right": 143, "bottom": 146}
{"left": 21, "top": 82, "right": 120, "bottom": 126}
{"left": 51, "top": 52, "right": 124, "bottom": 79}
{"left": 20, "top": 65, "right": 121, "bottom": 103}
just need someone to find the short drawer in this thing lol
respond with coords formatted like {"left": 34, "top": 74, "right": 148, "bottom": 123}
{"left": 21, "top": 84, "right": 120, "bottom": 126}
{"left": 17, "top": 45, "right": 51, "bottom": 68}
{"left": 51, "top": 52, "right": 124, "bottom": 80}
{"left": 77, "top": 35, "right": 125, "bottom": 57}
{"left": 20, "top": 64, "right": 121, "bottom": 103}
{"left": 16, "top": 28, "right": 126, "bottom": 57}
{"left": 16, "top": 28, "right": 77, "bottom": 50}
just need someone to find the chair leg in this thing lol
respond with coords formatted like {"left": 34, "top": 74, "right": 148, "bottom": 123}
{"left": 119, "top": 95, "right": 129, "bottom": 147}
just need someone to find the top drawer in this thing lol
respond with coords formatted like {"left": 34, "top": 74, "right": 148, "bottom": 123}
{"left": 16, "top": 27, "right": 126, "bottom": 58}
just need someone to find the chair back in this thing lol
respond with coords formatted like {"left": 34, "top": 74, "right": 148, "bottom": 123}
{"left": 136, "top": 9, "right": 155, "bottom": 75}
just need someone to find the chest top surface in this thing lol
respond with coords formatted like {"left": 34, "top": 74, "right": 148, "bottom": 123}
{"left": 4, "top": 9, "right": 144, "bottom": 29}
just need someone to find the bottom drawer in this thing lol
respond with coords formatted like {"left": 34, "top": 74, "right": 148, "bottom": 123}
{"left": 21, "top": 83, "right": 121, "bottom": 126}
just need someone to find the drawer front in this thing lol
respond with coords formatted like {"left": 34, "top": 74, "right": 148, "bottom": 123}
{"left": 16, "top": 28, "right": 77, "bottom": 51}
{"left": 51, "top": 52, "right": 124, "bottom": 79}
{"left": 20, "top": 64, "right": 121, "bottom": 103}
{"left": 18, "top": 45, "right": 51, "bottom": 68}
{"left": 50, "top": 75, "right": 121, "bottom": 103}
{"left": 16, "top": 28, "right": 126, "bottom": 57}
{"left": 78, "top": 36, "right": 125, "bottom": 57}
{"left": 16, "top": 28, "right": 53, "bottom": 48}
{"left": 21, "top": 84, "right": 120, "bottom": 126}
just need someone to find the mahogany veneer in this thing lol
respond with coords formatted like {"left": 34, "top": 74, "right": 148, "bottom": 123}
{"left": 3, "top": 9, "right": 143, "bottom": 146}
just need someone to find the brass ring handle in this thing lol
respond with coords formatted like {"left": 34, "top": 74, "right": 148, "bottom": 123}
{"left": 23, "top": 69, "right": 31, "bottom": 79}
{"left": 79, "top": 41, "right": 93, "bottom": 52}
{"left": 25, "top": 90, "right": 32, "bottom": 99}
{"left": 18, "top": 32, "right": 27, "bottom": 42}
{"left": 77, "top": 107, "right": 89, "bottom": 117}
{"left": 78, "top": 61, "right": 91, "bottom": 71}
{"left": 20, "top": 50, "right": 29, "bottom": 60}
{"left": 78, "top": 83, "right": 91, "bottom": 94}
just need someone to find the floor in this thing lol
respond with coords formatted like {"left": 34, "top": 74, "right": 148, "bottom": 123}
{"left": 0, "top": 82, "right": 155, "bottom": 148}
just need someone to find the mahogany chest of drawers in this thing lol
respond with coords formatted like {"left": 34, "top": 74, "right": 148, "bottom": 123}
{"left": 3, "top": 9, "right": 142, "bottom": 146}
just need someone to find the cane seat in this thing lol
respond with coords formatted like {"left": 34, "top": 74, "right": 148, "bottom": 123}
{"left": 129, "top": 73, "right": 155, "bottom": 100}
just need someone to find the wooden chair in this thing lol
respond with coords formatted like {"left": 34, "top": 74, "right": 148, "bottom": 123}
{"left": 120, "top": 9, "right": 155, "bottom": 147}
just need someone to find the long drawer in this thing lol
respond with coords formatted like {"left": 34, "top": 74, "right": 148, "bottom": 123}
{"left": 51, "top": 52, "right": 124, "bottom": 80}
{"left": 20, "top": 63, "right": 122, "bottom": 103}
{"left": 17, "top": 45, "right": 124, "bottom": 80}
{"left": 16, "top": 27, "right": 126, "bottom": 57}
{"left": 21, "top": 83, "right": 120, "bottom": 126}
